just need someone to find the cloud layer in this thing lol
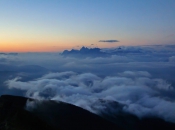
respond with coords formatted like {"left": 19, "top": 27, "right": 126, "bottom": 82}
{"left": 5, "top": 71, "right": 175, "bottom": 123}
{"left": 1, "top": 45, "right": 175, "bottom": 123}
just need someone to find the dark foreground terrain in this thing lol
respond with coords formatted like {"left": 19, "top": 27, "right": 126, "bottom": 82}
{"left": 0, "top": 95, "right": 122, "bottom": 130}
{"left": 0, "top": 95, "right": 175, "bottom": 130}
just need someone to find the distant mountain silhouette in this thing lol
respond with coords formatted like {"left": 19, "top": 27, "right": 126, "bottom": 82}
{"left": 61, "top": 46, "right": 145, "bottom": 58}
{"left": 61, "top": 46, "right": 109, "bottom": 58}
{"left": 0, "top": 64, "right": 48, "bottom": 72}
{"left": 0, "top": 53, "right": 18, "bottom": 55}
{"left": 102, "top": 46, "right": 146, "bottom": 55}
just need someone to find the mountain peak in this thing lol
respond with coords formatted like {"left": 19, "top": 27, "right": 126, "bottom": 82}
{"left": 61, "top": 46, "right": 106, "bottom": 58}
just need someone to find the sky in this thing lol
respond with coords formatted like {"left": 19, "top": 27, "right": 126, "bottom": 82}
{"left": 0, "top": 0, "right": 175, "bottom": 52}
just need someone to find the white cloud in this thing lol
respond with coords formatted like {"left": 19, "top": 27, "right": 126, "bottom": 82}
{"left": 5, "top": 71, "right": 175, "bottom": 123}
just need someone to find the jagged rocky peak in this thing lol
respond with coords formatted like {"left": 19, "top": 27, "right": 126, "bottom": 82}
{"left": 61, "top": 46, "right": 105, "bottom": 58}
{"left": 80, "top": 46, "right": 88, "bottom": 50}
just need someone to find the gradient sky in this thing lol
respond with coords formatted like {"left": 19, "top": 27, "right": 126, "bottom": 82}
{"left": 0, "top": 0, "right": 175, "bottom": 52}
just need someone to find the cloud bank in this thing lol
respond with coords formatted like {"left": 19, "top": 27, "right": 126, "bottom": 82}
{"left": 1, "top": 44, "right": 175, "bottom": 124}
{"left": 5, "top": 71, "right": 175, "bottom": 123}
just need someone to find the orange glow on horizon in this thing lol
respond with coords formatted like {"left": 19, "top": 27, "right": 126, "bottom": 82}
{"left": 0, "top": 39, "right": 156, "bottom": 52}
{"left": 0, "top": 42, "right": 75, "bottom": 52}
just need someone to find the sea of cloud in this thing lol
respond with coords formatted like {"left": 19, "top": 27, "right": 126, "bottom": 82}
{"left": 5, "top": 71, "right": 175, "bottom": 123}
{"left": 1, "top": 45, "right": 175, "bottom": 123}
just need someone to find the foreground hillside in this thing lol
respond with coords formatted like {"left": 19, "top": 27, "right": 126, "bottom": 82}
{"left": 0, "top": 95, "right": 175, "bottom": 130}
{"left": 0, "top": 95, "right": 122, "bottom": 130}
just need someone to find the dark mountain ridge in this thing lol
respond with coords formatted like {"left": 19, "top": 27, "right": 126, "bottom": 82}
{"left": 61, "top": 46, "right": 108, "bottom": 58}
{"left": 61, "top": 46, "right": 146, "bottom": 58}
{"left": 0, "top": 95, "right": 175, "bottom": 130}
{"left": 0, "top": 95, "right": 123, "bottom": 130}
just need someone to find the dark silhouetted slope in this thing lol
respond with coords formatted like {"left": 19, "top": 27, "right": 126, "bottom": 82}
{"left": 0, "top": 95, "right": 123, "bottom": 130}
{"left": 1, "top": 95, "right": 175, "bottom": 130}
{"left": 93, "top": 99, "right": 175, "bottom": 130}
{"left": 0, "top": 95, "right": 56, "bottom": 130}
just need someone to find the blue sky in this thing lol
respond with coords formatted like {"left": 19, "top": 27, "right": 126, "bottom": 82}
{"left": 0, "top": 0, "right": 175, "bottom": 52}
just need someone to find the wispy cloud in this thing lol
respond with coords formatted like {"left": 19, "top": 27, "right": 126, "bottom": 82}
{"left": 99, "top": 40, "right": 119, "bottom": 43}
